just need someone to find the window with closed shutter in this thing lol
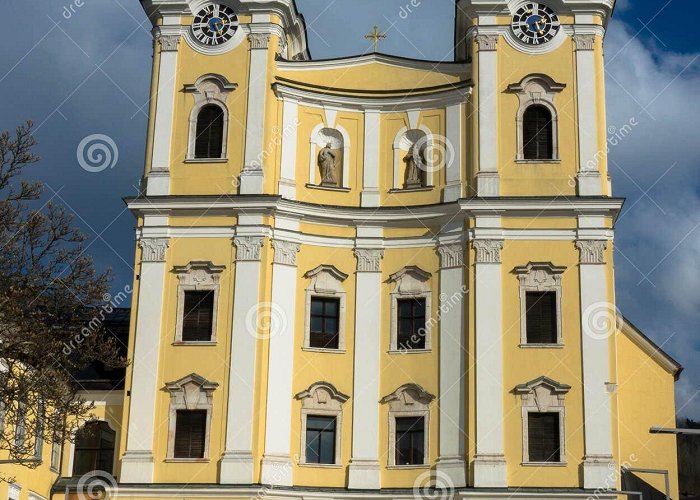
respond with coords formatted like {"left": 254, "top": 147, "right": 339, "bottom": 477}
{"left": 194, "top": 104, "right": 225, "bottom": 159}
{"left": 174, "top": 410, "right": 207, "bottom": 459}
{"left": 526, "top": 291, "right": 558, "bottom": 344}
{"left": 182, "top": 290, "right": 214, "bottom": 342}
{"left": 523, "top": 105, "right": 554, "bottom": 160}
{"left": 528, "top": 412, "right": 561, "bottom": 462}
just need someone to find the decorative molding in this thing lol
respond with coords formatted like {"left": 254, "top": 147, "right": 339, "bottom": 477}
{"left": 173, "top": 262, "right": 224, "bottom": 344}
{"left": 139, "top": 238, "right": 169, "bottom": 262}
{"left": 573, "top": 34, "right": 596, "bottom": 51}
{"left": 249, "top": 33, "right": 271, "bottom": 50}
{"left": 271, "top": 240, "right": 301, "bottom": 266}
{"left": 381, "top": 383, "right": 436, "bottom": 406}
{"left": 382, "top": 384, "right": 434, "bottom": 467}
{"left": 473, "top": 240, "right": 504, "bottom": 264}
{"left": 303, "top": 265, "right": 348, "bottom": 351}
{"left": 354, "top": 248, "right": 384, "bottom": 272}
{"left": 295, "top": 382, "right": 348, "bottom": 466}
{"left": 389, "top": 267, "right": 432, "bottom": 352}
{"left": 514, "top": 262, "right": 566, "bottom": 346}
{"left": 234, "top": 236, "right": 264, "bottom": 262}
{"left": 576, "top": 240, "right": 607, "bottom": 264}
{"left": 156, "top": 34, "right": 181, "bottom": 52}
{"left": 438, "top": 244, "right": 464, "bottom": 269}
{"left": 475, "top": 34, "right": 499, "bottom": 51}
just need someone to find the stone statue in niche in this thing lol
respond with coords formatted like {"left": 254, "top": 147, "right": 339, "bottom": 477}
{"left": 318, "top": 143, "right": 338, "bottom": 186}
{"left": 404, "top": 142, "right": 426, "bottom": 189}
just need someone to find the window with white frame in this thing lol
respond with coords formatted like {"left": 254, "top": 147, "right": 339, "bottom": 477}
{"left": 514, "top": 376, "right": 571, "bottom": 465}
{"left": 173, "top": 261, "right": 225, "bottom": 344}
{"left": 50, "top": 438, "right": 62, "bottom": 471}
{"left": 184, "top": 74, "right": 237, "bottom": 161}
{"left": 514, "top": 262, "right": 565, "bottom": 346}
{"left": 165, "top": 373, "right": 218, "bottom": 460}
{"left": 507, "top": 74, "right": 565, "bottom": 162}
{"left": 303, "top": 265, "right": 348, "bottom": 351}
{"left": 8, "top": 483, "right": 20, "bottom": 500}
{"left": 381, "top": 383, "right": 435, "bottom": 467}
{"left": 295, "top": 382, "right": 348, "bottom": 466}
{"left": 389, "top": 266, "right": 432, "bottom": 352}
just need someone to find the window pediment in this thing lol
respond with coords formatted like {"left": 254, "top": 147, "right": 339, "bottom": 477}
{"left": 513, "top": 262, "right": 566, "bottom": 289}
{"left": 295, "top": 381, "right": 349, "bottom": 411}
{"left": 389, "top": 266, "right": 431, "bottom": 295}
{"left": 381, "top": 383, "right": 435, "bottom": 410}
{"left": 514, "top": 376, "right": 571, "bottom": 411}
{"left": 165, "top": 373, "right": 218, "bottom": 409}
{"left": 173, "top": 261, "right": 225, "bottom": 288}
{"left": 304, "top": 265, "right": 348, "bottom": 294}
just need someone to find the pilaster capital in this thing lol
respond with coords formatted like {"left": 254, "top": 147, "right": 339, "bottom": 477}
{"left": 271, "top": 240, "right": 300, "bottom": 266}
{"left": 354, "top": 249, "right": 384, "bottom": 273}
{"left": 154, "top": 31, "right": 181, "bottom": 52}
{"left": 139, "top": 238, "right": 169, "bottom": 262}
{"left": 573, "top": 34, "right": 596, "bottom": 51}
{"left": 437, "top": 244, "right": 465, "bottom": 269}
{"left": 475, "top": 34, "right": 499, "bottom": 52}
{"left": 472, "top": 240, "right": 504, "bottom": 264}
{"left": 248, "top": 33, "right": 271, "bottom": 50}
{"left": 234, "top": 236, "right": 264, "bottom": 262}
{"left": 576, "top": 240, "right": 607, "bottom": 265}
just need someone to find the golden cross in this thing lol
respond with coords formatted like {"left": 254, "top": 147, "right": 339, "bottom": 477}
{"left": 364, "top": 26, "right": 387, "bottom": 52}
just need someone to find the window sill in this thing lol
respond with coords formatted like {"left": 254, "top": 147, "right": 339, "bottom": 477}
{"left": 388, "top": 186, "right": 434, "bottom": 193}
{"left": 172, "top": 341, "right": 217, "bottom": 347}
{"left": 302, "top": 347, "right": 347, "bottom": 354}
{"left": 165, "top": 458, "right": 210, "bottom": 463}
{"left": 388, "top": 348, "right": 431, "bottom": 355}
{"left": 519, "top": 344, "right": 564, "bottom": 349}
{"left": 522, "top": 461, "right": 567, "bottom": 467}
{"left": 305, "top": 183, "right": 351, "bottom": 193}
{"left": 515, "top": 159, "right": 561, "bottom": 165}
{"left": 386, "top": 464, "right": 430, "bottom": 470}
{"left": 184, "top": 158, "right": 228, "bottom": 163}
{"left": 298, "top": 462, "right": 343, "bottom": 469}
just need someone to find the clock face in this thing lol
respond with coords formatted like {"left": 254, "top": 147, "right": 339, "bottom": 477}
{"left": 191, "top": 4, "right": 239, "bottom": 46}
{"left": 511, "top": 2, "right": 560, "bottom": 45}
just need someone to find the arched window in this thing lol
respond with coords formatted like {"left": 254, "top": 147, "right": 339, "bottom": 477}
{"left": 522, "top": 105, "right": 553, "bottom": 160}
{"left": 72, "top": 421, "right": 115, "bottom": 476}
{"left": 194, "top": 104, "right": 225, "bottom": 159}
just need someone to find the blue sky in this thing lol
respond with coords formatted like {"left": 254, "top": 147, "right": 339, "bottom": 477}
{"left": 0, "top": 0, "right": 698, "bottom": 417}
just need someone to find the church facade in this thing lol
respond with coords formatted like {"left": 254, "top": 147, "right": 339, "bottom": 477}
{"left": 0, "top": 0, "right": 684, "bottom": 499}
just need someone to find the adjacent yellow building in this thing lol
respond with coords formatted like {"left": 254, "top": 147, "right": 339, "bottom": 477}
{"left": 0, "top": 0, "right": 684, "bottom": 499}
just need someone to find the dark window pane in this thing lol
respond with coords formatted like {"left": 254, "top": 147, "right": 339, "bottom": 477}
{"left": 182, "top": 291, "right": 214, "bottom": 342}
{"left": 174, "top": 410, "right": 207, "bottom": 459}
{"left": 523, "top": 105, "right": 553, "bottom": 160}
{"left": 194, "top": 105, "right": 225, "bottom": 159}
{"left": 305, "top": 416, "right": 336, "bottom": 464}
{"left": 72, "top": 421, "right": 116, "bottom": 476}
{"left": 528, "top": 412, "right": 561, "bottom": 462}
{"left": 395, "top": 416, "right": 424, "bottom": 465}
{"left": 526, "top": 291, "right": 558, "bottom": 344}
{"left": 309, "top": 297, "right": 341, "bottom": 350}
{"left": 396, "top": 298, "right": 427, "bottom": 350}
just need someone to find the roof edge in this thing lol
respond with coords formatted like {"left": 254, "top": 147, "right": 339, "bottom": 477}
{"left": 619, "top": 314, "right": 683, "bottom": 380}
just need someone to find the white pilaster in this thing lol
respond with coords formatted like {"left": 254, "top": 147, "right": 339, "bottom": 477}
{"left": 475, "top": 34, "right": 500, "bottom": 198}
{"left": 361, "top": 109, "right": 381, "bottom": 207}
{"left": 435, "top": 243, "right": 467, "bottom": 487}
{"left": 444, "top": 103, "right": 463, "bottom": 202}
{"left": 278, "top": 98, "right": 299, "bottom": 199}
{"left": 472, "top": 239, "right": 507, "bottom": 487}
{"left": 146, "top": 21, "right": 181, "bottom": 196}
{"left": 261, "top": 239, "right": 300, "bottom": 486}
{"left": 576, "top": 240, "right": 615, "bottom": 488}
{"left": 220, "top": 236, "right": 265, "bottom": 484}
{"left": 573, "top": 34, "right": 603, "bottom": 196}
{"left": 120, "top": 238, "right": 169, "bottom": 483}
{"left": 240, "top": 33, "right": 271, "bottom": 194}
{"left": 347, "top": 247, "right": 384, "bottom": 489}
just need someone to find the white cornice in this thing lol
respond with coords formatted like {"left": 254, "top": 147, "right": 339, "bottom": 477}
{"left": 272, "top": 82, "right": 471, "bottom": 112}
{"left": 277, "top": 53, "right": 470, "bottom": 74}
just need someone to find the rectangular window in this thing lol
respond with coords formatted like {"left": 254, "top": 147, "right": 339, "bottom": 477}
{"left": 397, "top": 298, "right": 427, "bottom": 350}
{"left": 526, "top": 291, "right": 558, "bottom": 344}
{"left": 528, "top": 412, "right": 561, "bottom": 462}
{"left": 182, "top": 291, "right": 214, "bottom": 342}
{"left": 51, "top": 439, "right": 62, "bottom": 471}
{"left": 174, "top": 410, "right": 207, "bottom": 459}
{"left": 309, "top": 297, "right": 340, "bottom": 349}
{"left": 395, "top": 416, "right": 425, "bottom": 465}
{"left": 304, "top": 416, "right": 336, "bottom": 464}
